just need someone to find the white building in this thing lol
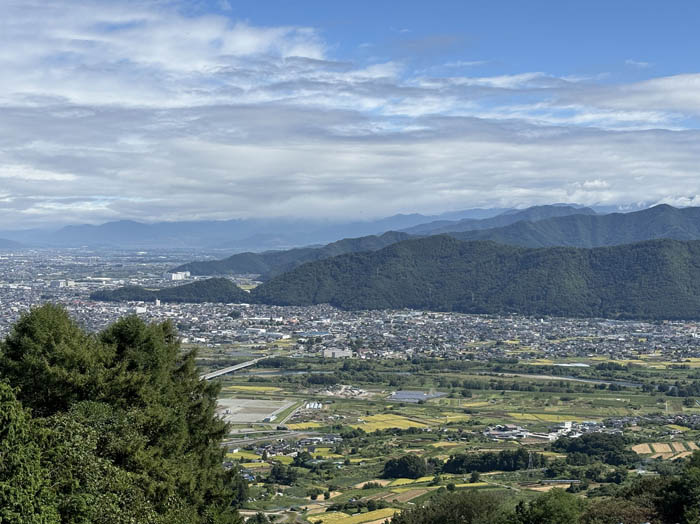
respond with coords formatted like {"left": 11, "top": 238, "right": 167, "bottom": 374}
{"left": 166, "top": 271, "right": 190, "bottom": 281}
{"left": 323, "top": 348, "right": 353, "bottom": 358}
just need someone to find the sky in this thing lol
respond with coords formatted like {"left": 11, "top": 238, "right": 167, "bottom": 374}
{"left": 3, "top": 0, "right": 700, "bottom": 228}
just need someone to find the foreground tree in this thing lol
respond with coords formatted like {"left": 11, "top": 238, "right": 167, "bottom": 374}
{"left": 389, "top": 489, "right": 510, "bottom": 524}
{"left": 0, "top": 383, "right": 58, "bottom": 523}
{"left": 514, "top": 489, "right": 586, "bottom": 524}
{"left": 0, "top": 305, "right": 245, "bottom": 524}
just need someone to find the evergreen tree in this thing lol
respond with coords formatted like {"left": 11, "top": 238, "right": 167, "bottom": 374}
{"left": 0, "top": 305, "right": 245, "bottom": 524}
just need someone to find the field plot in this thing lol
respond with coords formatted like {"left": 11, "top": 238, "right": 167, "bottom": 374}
{"left": 287, "top": 422, "right": 322, "bottom": 430}
{"left": 353, "top": 480, "right": 392, "bottom": 489}
{"left": 631, "top": 441, "right": 699, "bottom": 460}
{"left": 350, "top": 413, "right": 427, "bottom": 432}
{"left": 217, "top": 398, "right": 294, "bottom": 423}
{"left": 671, "top": 442, "right": 688, "bottom": 453}
{"left": 651, "top": 443, "right": 672, "bottom": 454}
{"left": 384, "top": 489, "right": 428, "bottom": 502}
{"left": 223, "top": 385, "right": 282, "bottom": 393}
{"left": 310, "top": 508, "right": 397, "bottom": 524}
{"left": 508, "top": 412, "right": 583, "bottom": 423}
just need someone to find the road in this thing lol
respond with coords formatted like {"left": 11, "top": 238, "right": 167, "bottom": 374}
{"left": 223, "top": 430, "right": 321, "bottom": 446}
{"left": 199, "top": 356, "right": 270, "bottom": 381}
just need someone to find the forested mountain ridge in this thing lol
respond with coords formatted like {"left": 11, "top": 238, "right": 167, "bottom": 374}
{"left": 172, "top": 205, "right": 596, "bottom": 278}
{"left": 251, "top": 236, "right": 700, "bottom": 320}
{"left": 402, "top": 204, "right": 596, "bottom": 235}
{"left": 173, "top": 205, "right": 700, "bottom": 281}
{"left": 90, "top": 277, "right": 251, "bottom": 303}
{"left": 173, "top": 231, "right": 412, "bottom": 278}
{"left": 452, "top": 204, "right": 700, "bottom": 247}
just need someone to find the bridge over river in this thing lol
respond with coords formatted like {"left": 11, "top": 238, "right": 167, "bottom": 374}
{"left": 199, "top": 356, "right": 270, "bottom": 381}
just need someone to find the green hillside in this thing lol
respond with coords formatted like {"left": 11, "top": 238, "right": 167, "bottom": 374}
{"left": 252, "top": 236, "right": 700, "bottom": 320}
{"left": 173, "top": 231, "right": 411, "bottom": 278}
{"left": 452, "top": 204, "right": 700, "bottom": 247}
{"left": 91, "top": 277, "right": 251, "bottom": 303}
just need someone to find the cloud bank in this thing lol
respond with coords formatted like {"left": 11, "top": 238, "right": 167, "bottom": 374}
{"left": 1, "top": 0, "right": 700, "bottom": 228}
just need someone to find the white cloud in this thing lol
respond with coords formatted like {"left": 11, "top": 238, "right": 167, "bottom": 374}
{"left": 1, "top": 0, "right": 700, "bottom": 229}
{"left": 625, "top": 59, "right": 652, "bottom": 68}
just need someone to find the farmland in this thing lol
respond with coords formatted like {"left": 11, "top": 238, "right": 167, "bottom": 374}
{"left": 200, "top": 348, "right": 700, "bottom": 523}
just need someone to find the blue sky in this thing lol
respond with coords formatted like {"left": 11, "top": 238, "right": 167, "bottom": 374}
{"left": 2, "top": 0, "right": 700, "bottom": 227}
{"left": 210, "top": 0, "right": 697, "bottom": 78}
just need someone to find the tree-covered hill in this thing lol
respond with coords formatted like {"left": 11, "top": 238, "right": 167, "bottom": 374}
{"left": 173, "top": 205, "right": 700, "bottom": 283}
{"left": 452, "top": 204, "right": 700, "bottom": 247}
{"left": 251, "top": 236, "right": 700, "bottom": 320}
{"left": 172, "top": 231, "right": 411, "bottom": 278}
{"left": 90, "top": 277, "right": 251, "bottom": 303}
{"left": 0, "top": 305, "right": 245, "bottom": 523}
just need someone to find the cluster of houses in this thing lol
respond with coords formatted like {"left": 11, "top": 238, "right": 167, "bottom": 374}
{"left": 484, "top": 420, "right": 611, "bottom": 442}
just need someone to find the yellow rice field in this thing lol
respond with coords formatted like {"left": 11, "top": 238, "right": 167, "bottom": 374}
{"left": 224, "top": 385, "right": 282, "bottom": 392}
{"left": 350, "top": 413, "right": 427, "bottom": 432}
{"left": 508, "top": 412, "right": 583, "bottom": 423}
{"left": 389, "top": 478, "right": 418, "bottom": 487}
{"left": 671, "top": 442, "right": 688, "bottom": 453}
{"left": 454, "top": 482, "right": 489, "bottom": 488}
{"left": 286, "top": 422, "right": 322, "bottom": 430}
{"left": 309, "top": 508, "right": 398, "bottom": 524}
{"left": 225, "top": 451, "right": 260, "bottom": 460}
{"left": 632, "top": 442, "right": 698, "bottom": 459}
{"left": 651, "top": 443, "right": 672, "bottom": 453}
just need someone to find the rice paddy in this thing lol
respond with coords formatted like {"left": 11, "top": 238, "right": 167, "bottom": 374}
{"left": 350, "top": 413, "right": 427, "bottom": 431}
{"left": 309, "top": 508, "right": 398, "bottom": 524}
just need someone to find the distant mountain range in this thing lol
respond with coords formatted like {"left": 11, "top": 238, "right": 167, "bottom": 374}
{"left": 88, "top": 203, "right": 700, "bottom": 320}
{"left": 401, "top": 204, "right": 596, "bottom": 235}
{"left": 0, "top": 208, "right": 510, "bottom": 250}
{"left": 90, "top": 278, "right": 250, "bottom": 304}
{"left": 451, "top": 204, "right": 700, "bottom": 247}
{"left": 252, "top": 237, "right": 700, "bottom": 320}
{"left": 176, "top": 205, "right": 596, "bottom": 277}
{"left": 96, "top": 237, "right": 700, "bottom": 320}
{"left": 174, "top": 231, "right": 412, "bottom": 279}
{"left": 0, "top": 238, "right": 23, "bottom": 249}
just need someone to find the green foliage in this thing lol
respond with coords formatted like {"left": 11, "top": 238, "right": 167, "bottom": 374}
{"left": 245, "top": 513, "right": 271, "bottom": 524}
{"left": 442, "top": 448, "right": 546, "bottom": 474}
{"left": 253, "top": 236, "right": 700, "bottom": 320}
{"left": 386, "top": 451, "right": 700, "bottom": 524}
{"left": 514, "top": 489, "right": 586, "bottom": 524}
{"left": 0, "top": 303, "right": 104, "bottom": 417}
{"left": 453, "top": 204, "right": 700, "bottom": 248}
{"left": 580, "top": 497, "right": 657, "bottom": 524}
{"left": 0, "top": 383, "right": 58, "bottom": 523}
{"left": 552, "top": 433, "right": 638, "bottom": 466}
{"left": 0, "top": 305, "right": 245, "bottom": 524}
{"left": 91, "top": 277, "right": 250, "bottom": 304}
{"left": 266, "top": 463, "right": 298, "bottom": 485}
{"left": 389, "top": 489, "right": 509, "bottom": 524}
{"left": 383, "top": 454, "right": 428, "bottom": 479}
